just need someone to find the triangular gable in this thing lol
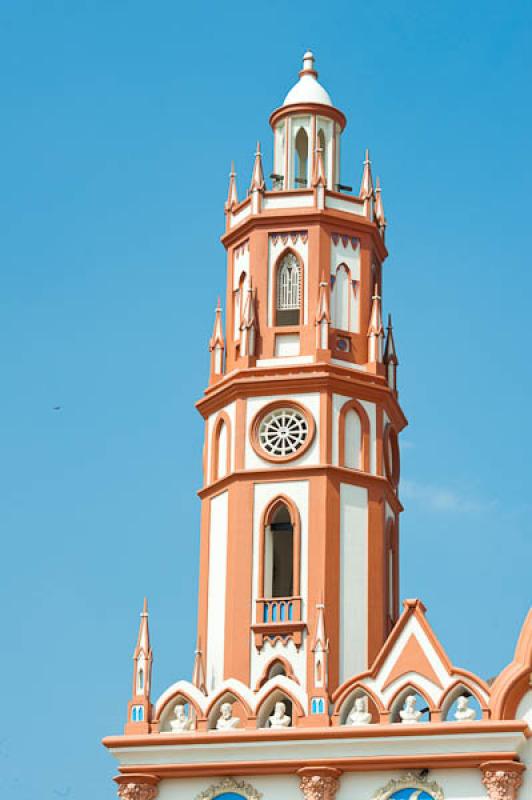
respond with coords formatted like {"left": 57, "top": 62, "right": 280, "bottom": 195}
{"left": 371, "top": 599, "right": 452, "bottom": 692}
{"left": 382, "top": 633, "right": 443, "bottom": 690}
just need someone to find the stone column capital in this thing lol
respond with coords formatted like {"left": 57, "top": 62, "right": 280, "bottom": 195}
{"left": 480, "top": 760, "right": 525, "bottom": 800}
{"left": 114, "top": 773, "right": 159, "bottom": 800}
{"left": 297, "top": 767, "right": 342, "bottom": 800}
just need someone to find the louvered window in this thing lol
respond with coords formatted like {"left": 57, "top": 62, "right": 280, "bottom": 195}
{"left": 276, "top": 254, "right": 300, "bottom": 325}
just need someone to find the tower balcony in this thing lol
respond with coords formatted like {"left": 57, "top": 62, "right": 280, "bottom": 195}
{"left": 252, "top": 596, "right": 306, "bottom": 649}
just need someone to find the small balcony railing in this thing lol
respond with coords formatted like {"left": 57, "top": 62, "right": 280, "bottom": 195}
{"left": 252, "top": 596, "right": 306, "bottom": 649}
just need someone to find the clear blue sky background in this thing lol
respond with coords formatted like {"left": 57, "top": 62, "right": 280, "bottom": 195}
{"left": 1, "top": 1, "right": 531, "bottom": 798}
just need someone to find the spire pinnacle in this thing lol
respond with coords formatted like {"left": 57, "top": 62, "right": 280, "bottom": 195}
{"left": 360, "top": 148, "right": 374, "bottom": 217}
{"left": 315, "top": 277, "right": 331, "bottom": 351}
{"left": 374, "top": 176, "right": 387, "bottom": 235}
{"left": 209, "top": 300, "right": 225, "bottom": 379}
{"left": 125, "top": 597, "right": 153, "bottom": 733}
{"left": 135, "top": 597, "right": 151, "bottom": 655}
{"left": 192, "top": 638, "right": 207, "bottom": 695}
{"left": 225, "top": 161, "right": 238, "bottom": 211}
{"left": 312, "top": 146, "right": 326, "bottom": 188}
{"left": 250, "top": 142, "right": 265, "bottom": 192}
{"left": 367, "top": 283, "right": 384, "bottom": 364}
{"left": 240, "top": 281, "right": 257, "bottom": 358}
{"left": 384, "top": 313, "right": 399, "bottom": 391}
{"left": 384, "top": 314, "right": 398, "bottom": 365}
{"left": 209, "top": 299, "right": 225, "bottom": 350}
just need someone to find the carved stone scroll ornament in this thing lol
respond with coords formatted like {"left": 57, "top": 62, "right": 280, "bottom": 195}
{"left": 298, "top": 767, "right": 342, "bottom": 800}
{"left": 114, "top": 774, "right": 159, "bottom": 800}
{"left": 372, "top": 773, "right": 444, "bottom": 800}
{"left": 481, "top": 761, "right": 525, "bottom": 800}
{"left": 196, "top": 777, "right": 262, "bottom": 800}
{"left": 117, "top": 785, "right": 158, "bottom": 800}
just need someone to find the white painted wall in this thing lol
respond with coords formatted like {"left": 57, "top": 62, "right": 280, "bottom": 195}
{"left": 326, "top": 193, "right": 365, "bottom": 216}
{"left": 233, "top": 246, "right": 250, "bottom": 338}
{"left": 344, "top": 409, "right": 362, "bottom": 469}
{"left": 332, "top": 394, "right": 375, "bottom": 473}
{"left": 275, "top": 334, "right": 300, "bottom": 357}
{"left": 339, "top": 483, "right": 368, "bottom": 680}
{"left": 330, "top": 239, "right": 360, "bottom": 333}
{"left": 206, "top": 491, "right": 229, "bottom": 691}
{"left": 206, "top": 402, "right": 236, "bottom": 484}
{"left": 152, "top": 765, "right": 489, "bottom": 800}
{"left": 360, "top": 399, "right": 376, "bottom": 474}
{"left": 250, "top": 480, "right": 309, "bottom": 688}
{"left": 245, "top": 393, "right": 320, "bottom": 470}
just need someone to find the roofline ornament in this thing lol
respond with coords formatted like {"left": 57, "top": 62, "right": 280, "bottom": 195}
{"left": 196, "top": 778, "right": 263, "bottom": 800}
{"left": 373, "top": 773, "right": 444, "bottom": 800}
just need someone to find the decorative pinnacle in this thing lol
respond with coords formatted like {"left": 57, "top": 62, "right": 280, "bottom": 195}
{"left": 250, "top": 141, "right": 265, "bottom": 191}
{"left": 301, "top": 50, "right": 317, "bottom": 76}
{"left": 225, "top": 161, "right": 238, "bottom": 210}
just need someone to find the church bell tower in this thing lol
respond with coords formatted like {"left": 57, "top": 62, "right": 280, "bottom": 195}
{"left": 105, "top": 52, "right": 531, "bottom": 800}
{"left": 196, "top": 50, "right": 406, "bottom": 720}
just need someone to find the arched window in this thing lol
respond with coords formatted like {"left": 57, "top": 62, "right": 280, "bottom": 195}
{"left": 276, "top": 253, "right": 301, "bottom": 326}
{"left": 294, "top": 127, "right": 308, "bottom": 187}
{"left": 260, "top": 498, "right": 301, "bottom": 599}
{"left": 138, "top": 668, "right": 144, "bottom": 692}
{"left": 386, "top": 519, "right": 397, "bottom": 627}
{"left": 211, "top": 414, "right": 230, "bottom": 482}
{"left": 332, "top": 264, "right": 350, "bottom": 330}
{"left": 318, "top": 128, "right": 327, "bottom": 183}
{"left": 343, "top": 409, "right": 362, "bottom": 469}
{"left": 266, "top": 503, "right": 293, "bottom": 597}
{"left": 216, "top": 421, "right": 228, "bottom": 479}
{"left": 339, "top": 400, "right": 369, "bottom": 472}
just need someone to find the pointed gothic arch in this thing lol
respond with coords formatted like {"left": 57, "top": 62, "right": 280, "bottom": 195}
{"left": 258, "top": 495, "right": 301, "bottom": 599}
{"left": 255, "top": 683, "right": 305, "bottom": 728}
{"left": 210, "top": 412, "right": 232, "bottom": 483}
{"left": 388, "top": 682, "right": 435, "bottom": 723}
{"left": 255, "top": 656, "right": 299, "bottom": 689}
{"left": 338, "top": 398, "right": 370, "bottom": 472}
{"left": 439, "top": 679, "right": 489, "bottom": 721}
{"left": 294, "top": 127, "right": 309, "bottom": 187}
{"left": 205, "top": 687, "right": 255, "bottom": 730}
{"left": 274, "top": 249, "right": 302, "bottom": 327}
{"left": 331, "top": 262, "right": 352, "bottom": 331}
{"left": 331, "top": 681, "right": 385, "bottom": 725}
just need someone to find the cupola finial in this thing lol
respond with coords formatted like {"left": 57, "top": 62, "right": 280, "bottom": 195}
{"left": 300, "top": 49, "right": 317, "bottom": 78}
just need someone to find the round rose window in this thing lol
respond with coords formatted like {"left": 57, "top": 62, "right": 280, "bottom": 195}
{"left": 258, "top": 407, "right": 308, "bottom": 457}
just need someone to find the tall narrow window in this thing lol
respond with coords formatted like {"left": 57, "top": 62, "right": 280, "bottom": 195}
{"left": 294, "top": 128, "right": 308, "bottom": 187}
{"left": 318, "top": 128, "right": 327, "bottom": 183}
{"left": 332, "top": 264, "right": 350, "bottom": 330}
{"left": 276, "top": 253, "right": 301, "bottom": 326}
{"left": 212, "top": 417, "right": 229, "bottom": 481}
{"left": 343, "top": 408, "right": 362, "bottom": 469}
{"left": 264, "top": 503, "right": 294, "bottom": 597}
{"left": 234, "top": 272, "right": 246, "bottom": 339}
{"left": 138, "top": 668, "right": 144, "bottom": 692}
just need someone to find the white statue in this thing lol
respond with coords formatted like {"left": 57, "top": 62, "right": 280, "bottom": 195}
{"left": 169, "top": 703, "right": 194, "bottom": 733}
{"left": 347, "top": 696, "right": 372, "bottom": 725}
{"left": 399, "top": 694, "right": 423, "bottom": 723}
{"left": 454, "top": 695, "right": 477, "bottom": 722}
{"left": 268, "top": 701, "right": 291, "bottom": 728}
{"left": 215, "top": 701, "right": 241, "bottom": 730}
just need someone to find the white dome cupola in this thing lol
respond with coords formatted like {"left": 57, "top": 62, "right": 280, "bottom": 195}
{"left": 283, "top": 50, "right": 333, "bottom": 107}
{"left": 270, "top": 51, "right": 346, "bottom": 191}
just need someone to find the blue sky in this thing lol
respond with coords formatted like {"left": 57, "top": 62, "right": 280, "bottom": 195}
{"left": 1, "top": 1, "right": 531, "bottom": 798}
